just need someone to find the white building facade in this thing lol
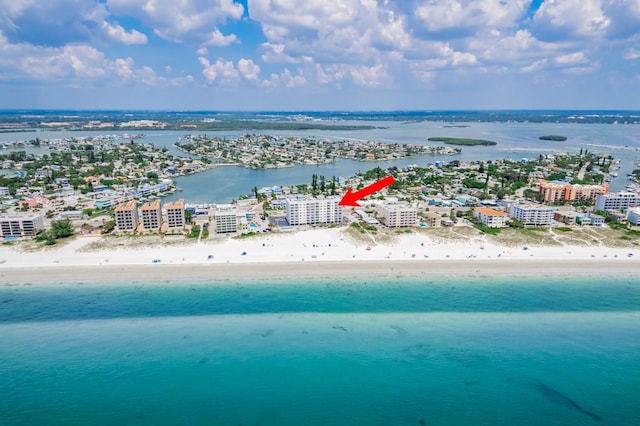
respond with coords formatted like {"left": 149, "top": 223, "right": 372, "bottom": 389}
{"left": 509, "top": 204, "right": 556, "bottom": 226}
{"left": 594, "top": 192, "right": 640, "bottom": 212}
{"left": 0, "top": 213, "right": 45, "bottom": 237}
{"left": 285, "top": 197, "right": 342, "bottom": 226}
{"left": 377, "top": 204, "right": 418, "bottom": 228}
{"left": 473, "top": 207, "right": 508, "bottom": 228}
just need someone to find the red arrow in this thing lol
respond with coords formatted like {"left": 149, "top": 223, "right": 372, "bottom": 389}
{"left": 339, "top": 175, "right": 396, "bottom": 207}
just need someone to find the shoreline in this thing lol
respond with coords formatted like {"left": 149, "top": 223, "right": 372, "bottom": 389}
{"left": 2, "top": 227, "right": 639, "bottom": 285}
{"left": 2, "top": 259, "right": 640, "bottom": 285}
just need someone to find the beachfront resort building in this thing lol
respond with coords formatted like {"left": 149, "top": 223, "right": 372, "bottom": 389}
{"left": 538, "top": 180, "right": 608, "bottom": 204}
{"left": 594, "top": 191, "right": 640, "bottom": 212}
{"left": 115, "top": 200, "right": 139, "bottom": 231}
{"left": 141, "top": 199, "right": 162, "bottom": 231}
{"left": 0, "top": 212, "right": 45, "bottom": 238}
{"left": 377, "top": 204, "right": 418, "bottom": 228}
{"left": 285, "top": 196, "right": 342, "bottom": 226}
{"left": 509, "top": 204, "right": 556, "bottom": 226}
{"left": 165, "top": 199, "right": 185, "bottom": 229}
{"left": 473, "top": 207, "right": 508, "bottom": 228}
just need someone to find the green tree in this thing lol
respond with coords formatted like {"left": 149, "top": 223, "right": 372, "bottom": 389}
{"left": 50, "top": 219, "right": 73, "bottom": 239}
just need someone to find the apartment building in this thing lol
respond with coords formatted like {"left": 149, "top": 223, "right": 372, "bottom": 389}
{"left": 538, "top": 180, "right": 608, "bottom": 203}
{"left": 165, "top": 198, "right": 185, "bottom": 229}
{"left": 285, "top": 196, "right": 342, "bottom": 226}
{"left": 0, "top": 213, "right": 45, "bottom": 237}
{"left": 594, "top": 191, "right": 640, "bottom": 212}
{"left": 214, "top": 207, "right": 239, "bottom": 234}
{"left": 423, "top": 211, "right": 442, "bottom": 227}
{"left": 115, "top": 200, "right": 139, "bottom": 231}
{"left": 627, "top": 207, "right": 640, "bottom": 225}
{"left": 377, "top": 204, "right": 418, "bottom": 228}
{"left": 473, "top": 207, "right": 508, "bottom": 228}
{"left": 509, "top": 204, "right": 556, "bottom": 226}
{"left": 140, "top": 199, "right": 162, "bottom": 231}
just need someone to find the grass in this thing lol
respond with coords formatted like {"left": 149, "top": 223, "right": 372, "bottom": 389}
{"left": 473, "top": 223, "right": 501, "bottom": 235}
{"left": 556, "top": 226, "right": 573, "bottom": 232}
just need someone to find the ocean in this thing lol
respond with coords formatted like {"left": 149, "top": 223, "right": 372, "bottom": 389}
{"left": 1, "top": 275, "right": 639, "bottom": 425}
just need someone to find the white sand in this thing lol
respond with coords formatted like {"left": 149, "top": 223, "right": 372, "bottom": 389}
{"left": 1, "top": 227, "right": 639, "bottom": 284}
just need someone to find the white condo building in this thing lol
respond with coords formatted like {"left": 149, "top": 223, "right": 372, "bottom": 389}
{"left": 285, "top": 196, "right": 342, "bottom": 226}
{"left": 509, "top": 204, "right": 556, "bottom": 226}
{"left": 473, "top": 207, "right": 508, "bottom": 228}
{"left": 0, "top": 213, "right": 45, "bottom": 237}
{"left": 594, "top": 192, "right": 640, "bottom": 212}
{"left": 377, "top": 204, "right": 418, "bottom": 228}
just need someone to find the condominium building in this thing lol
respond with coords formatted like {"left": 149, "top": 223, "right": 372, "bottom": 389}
{"left": 285, "top": 196, "right": 342, "bottom": 226}
{"left": 423, "top": 211, "right": 442, "bottom": 227}
{"left": 165, "top": 198, "right": 185, "bottom": 229}
{"left": 214, "top": 207, "right": 239, "bottom": 234}
{"left": 627, "top": 207, "right": 640, "bottom": 225}
{"left": 594, "top": 191, "right": 640, "bottom": 212}
{"left": 0, "top": 213, "right": 45, "bottom": 237}
{"left": 140, "top": 199, "right": 162, "bottom": 231}
{"left": 377, "top": 204, "right": 418, "bottom": 228}
{"left": 509, "top": 204, "right": 556, "bottom": 226}
{"left": 473, "top": 207, "right": 508, "bottom": 228}
{"left": 538, "top": 180, "right": 608, "bottom": 203}
{"left": 115, "top": 200, "right": 139, "bottom": 231}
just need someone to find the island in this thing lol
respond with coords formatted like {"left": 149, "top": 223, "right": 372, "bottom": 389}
{"left": 427, "top": 137, "right": 497, "bottom": 146}
{"left": 175, "top": 134, "right": 461, "bottom": 169}
{"left": 539, "top": 135, "right": 568, "bottom": 141}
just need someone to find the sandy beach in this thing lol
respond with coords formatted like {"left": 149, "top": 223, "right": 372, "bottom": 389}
{"left": 1, "top": 227, "right": 639, "bottom": 284}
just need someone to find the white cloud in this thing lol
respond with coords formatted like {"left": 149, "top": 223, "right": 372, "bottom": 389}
{"left": 261, "top": 68, "right": 307, "bottom": 88}
{"left": 107, "top": 0, "right": 244, "bottom": 44}
{"left": 237, "top": 59, "right": 260, "bottom": 81}
{"left": 532, "top": 0, "right": 610, "bottom": 40}
{"left": 555, "top": 52, "right": 588, "bottom": 65}
{"left": 623, "top": 48, "right": 640, "bottom": 60}
{"left": 414, "top": 0, "right": 531, "bottom": 35}
{"left": 198, "top": 57, "right": 240, "bottom": 83}
{"left": 0, "top": 29, "right": 189, "bottom": 87}
{"left": 102, "top": 21, "right": 148, "bottom": 45}
{"left": 349, "top": 64, "right": 389, "bottom": 87}
{"left": 203, "top": 29, "right": 237, "bottom": 47}
{"left": 0, "top": 0, "right": 147, "bottom": 46}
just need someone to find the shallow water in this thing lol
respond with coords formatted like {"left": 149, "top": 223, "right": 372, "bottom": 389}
{"left": 1, "top": 276, "right": 639, "bottom": 425}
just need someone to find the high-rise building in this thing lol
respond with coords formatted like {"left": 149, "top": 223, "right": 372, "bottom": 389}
{"left": 140, "top": 199, "right": 162, "bottom": 231}
{"left": 285, "top": 196, "right": 342, "bottom": 226}
{"left": 166, "top": 198, "right": 185, "bottom": 229}
{"left": 115, "top": 200, "right": 139, "bottom": 231}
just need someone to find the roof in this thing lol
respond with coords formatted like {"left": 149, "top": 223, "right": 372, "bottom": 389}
{"left": 474, "top": 207, "right": 507, "bottom": 217}
{"left": 115, "top": 200, "right": 137, "bottom": 211}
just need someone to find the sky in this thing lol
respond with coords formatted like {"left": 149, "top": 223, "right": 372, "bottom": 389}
{"left": 0, "top": 0, "right": 639, "bottom": 111}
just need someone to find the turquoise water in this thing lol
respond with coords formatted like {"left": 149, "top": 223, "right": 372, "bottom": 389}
{"left": 1, "top": 276, "right": 639, "bottom": 425}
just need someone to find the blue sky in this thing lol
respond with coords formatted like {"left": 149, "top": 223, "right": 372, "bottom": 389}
{"left": 0, "top": 0, "right": 639, "bottom": 110}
